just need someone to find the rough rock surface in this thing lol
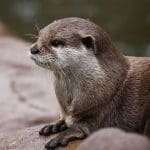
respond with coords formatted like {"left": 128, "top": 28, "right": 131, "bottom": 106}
{"left": 79, "top": 128, "right": 150, "bottom": 150}
{"left": 0, "top": 125, "right": 82, "bottom": 150}
{"left": 1, "top": 126, "right": 149, "bottom": 150}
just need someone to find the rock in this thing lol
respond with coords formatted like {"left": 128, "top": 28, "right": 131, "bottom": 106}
{"left": 1, "top": 126, "right": 149, "bottom": 150}
{"left": 0, "top": 24, "right": 59, "bottom": 133}
{"left": 0, "top": 125, "right": 82, "bottom": 150}
{"left": 79, "top": 128, "right": 150, "bottom": 150}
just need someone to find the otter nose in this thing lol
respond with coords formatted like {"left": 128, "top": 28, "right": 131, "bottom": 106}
{"left": 30, "top": 47, "right": 40, "bottom": 54}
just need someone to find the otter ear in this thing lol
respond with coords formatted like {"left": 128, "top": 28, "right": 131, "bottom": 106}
{"left": 81, "top": 35, "right": 97, "bottom": 54}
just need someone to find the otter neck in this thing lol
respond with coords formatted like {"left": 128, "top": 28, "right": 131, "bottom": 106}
{"left": 54, "top": 56, "right": 105, "bottom": 82}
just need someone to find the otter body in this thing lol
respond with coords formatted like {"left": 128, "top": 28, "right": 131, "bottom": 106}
{"left": 30, "top": 17, "right": 150, "bottom": 149}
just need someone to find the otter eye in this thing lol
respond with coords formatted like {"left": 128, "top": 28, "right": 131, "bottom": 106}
{"left": 51, "top": 39, "right": 64, "bottom": 47}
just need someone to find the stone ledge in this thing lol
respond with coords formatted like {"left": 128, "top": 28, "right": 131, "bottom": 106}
{"left": 0, "top": 125, "right": 82, "bottom": 150}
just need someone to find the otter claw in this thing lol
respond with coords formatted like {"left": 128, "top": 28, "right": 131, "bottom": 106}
{"left": 39, "top": 120, "right": 67, "bottom": 136}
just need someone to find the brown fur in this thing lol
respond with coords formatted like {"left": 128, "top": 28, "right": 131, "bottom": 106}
{"left": 30, "top": 17, "right": 150, "bottom": 149}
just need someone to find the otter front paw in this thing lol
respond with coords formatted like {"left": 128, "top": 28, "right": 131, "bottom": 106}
{"left": 45, "top": 128, "right": 86, "bottom": 149}
{"left": 39, "top": 120, "right": 67, "bottom": 136}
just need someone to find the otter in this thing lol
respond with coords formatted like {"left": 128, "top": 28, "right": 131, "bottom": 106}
{"left": 30, "top": 17, "right": 150, "bottom": 149}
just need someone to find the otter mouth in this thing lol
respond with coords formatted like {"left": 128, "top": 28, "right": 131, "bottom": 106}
{"left": 30, "top": 55, "right": 37, "bottom": 61}
{"left": 31, "top": 54, "right": 55, "bottom": 70}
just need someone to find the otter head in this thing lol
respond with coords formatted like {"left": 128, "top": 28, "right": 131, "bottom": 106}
{"left": 30, "top": 17, "right": 113, "bottom": 72}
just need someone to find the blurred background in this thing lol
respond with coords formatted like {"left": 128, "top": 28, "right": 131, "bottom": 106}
{"left": 0, "top": 0, "right": 150, "bottom": 56}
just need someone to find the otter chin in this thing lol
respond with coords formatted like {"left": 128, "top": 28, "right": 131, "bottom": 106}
{"left": 30, "top": 17, "right": 150, "bottom": 149}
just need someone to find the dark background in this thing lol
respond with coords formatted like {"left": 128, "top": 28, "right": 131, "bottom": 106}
{"left": 0, "top": 0, "right": 150, "bottom": 56}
